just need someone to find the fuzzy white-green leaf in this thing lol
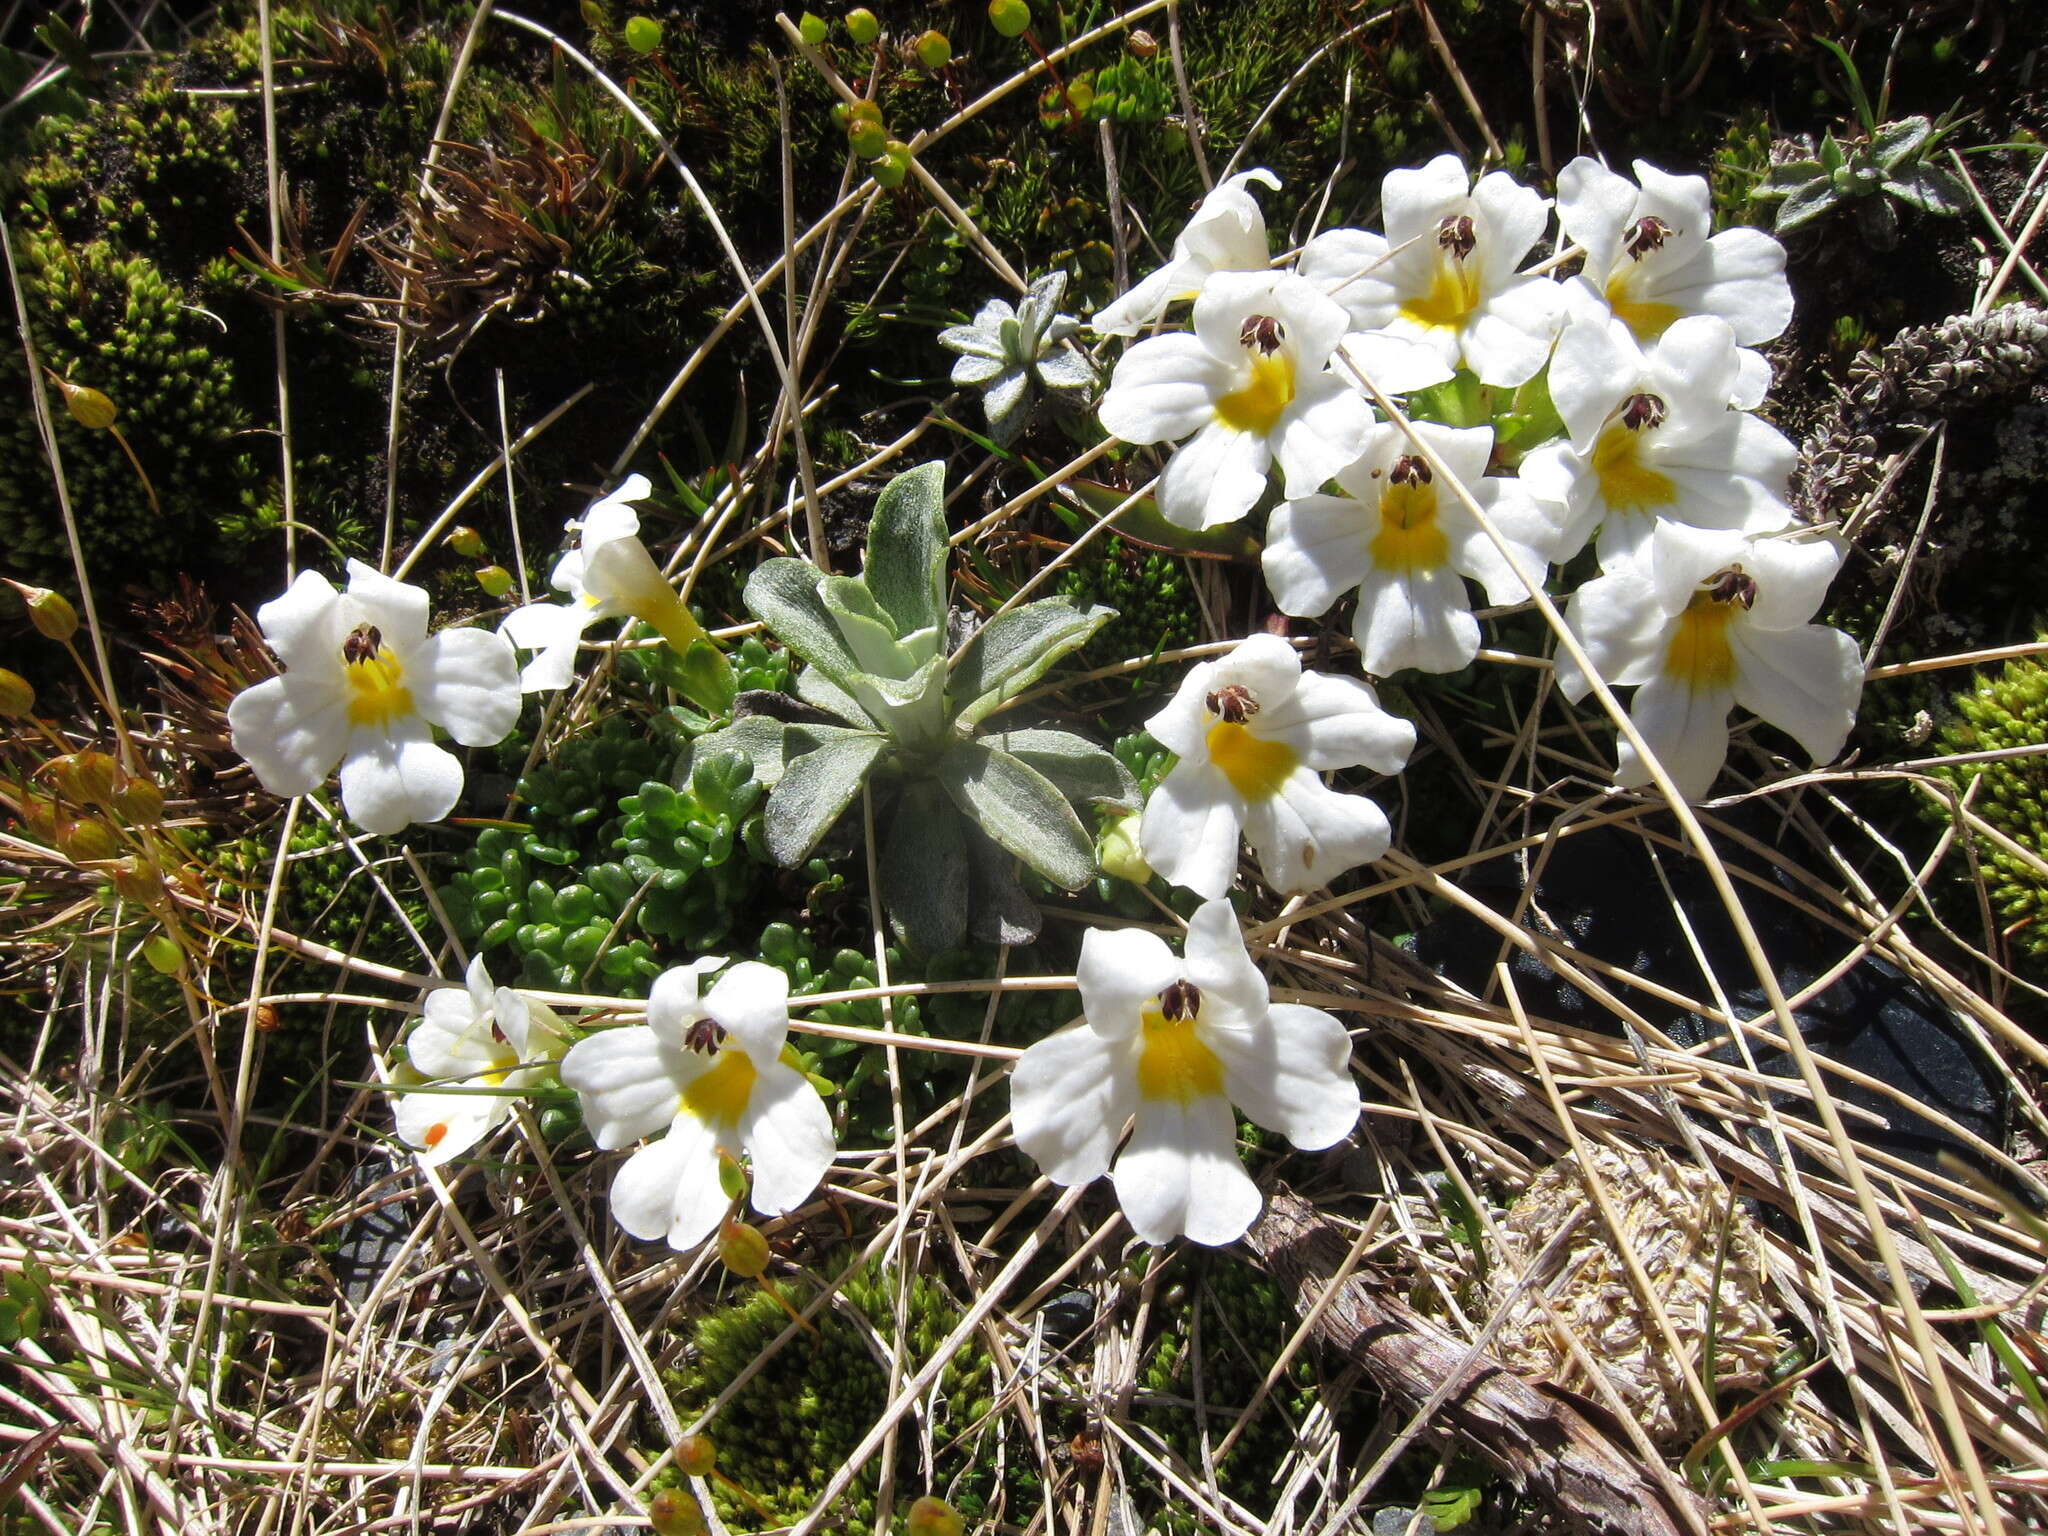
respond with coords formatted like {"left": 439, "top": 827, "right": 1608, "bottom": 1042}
{"left": 763, "top": 729, "right": 889, "bottom": 866}
{"left": 744, "top": 559, "right": 864, "bottom": 692}
{"left": 981, "top": 727, "right": 1138, "bottom": 810}
{"left": 950, "top": 597, "right": 1115, "bottom": 729}
{"left": 936, "top": 740, "right": 1095, "bottom": 890}
{"left": 863, "top": 461, "right": 949, "bottom": 640}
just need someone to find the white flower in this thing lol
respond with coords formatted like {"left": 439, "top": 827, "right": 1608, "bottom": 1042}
{"left": 394, "top": 956, "right": 568, "bottom": 1166}
{"left": 1519, "top": 315, "right": 1796, "bottom": 571}
{"left": 1092, "top": 169, "right": 1280, "bottom": 336}
{"left": 227, "top": 560, "right": 522, "bottom": 835}
{"left": 559, "top": 959, "right": 836, "bottom": 1250}
{"left": 1555, "top": 524, "right": 1863, "bottom": 799}
{"left": 1298, "top": 153, "right": 1564, "bottom": 388}
{"left": 1140, "top": 633, "right": 1415, "bottom": 897}
{"left": 501, "top": 476, "right": 711, "bottom": 692}
{"left": 1097, "top": 270, "right": 1371, "bottom": 530}
{"left": 1010, "top": 898, "right": 1360, "bottom": 1246}
{"left": 1264, "top": 422, "right": 1556, "bottom": 676}
{"left": 1555, "top": 157, "right": 1792, "bottom": 408}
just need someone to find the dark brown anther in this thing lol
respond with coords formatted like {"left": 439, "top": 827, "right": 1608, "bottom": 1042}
{"left": 1620, "top": 392, "right": 1667, "bottom": 431}
{"left": 490, "top": 1021, "right": 508, "bottom": 1045}
{"left": 1437, "top": 214, "right": 1476, "bottom": 260}
{"left": 1205, "top": 683, "right": 1259, "bottom": 723}
{"left": 1388, "top": 454, "right": 1433, "bottom": 487}
{"left": 684, "top": 1018, "right": 725, "bottom": 1053}
{"left": 342, "top": 624, "right": 384, "bottom": 664}
{"left": 1706, "top": 566, "right": 1757, "bottom": 609}
{"left": 1239, "top": 313, "right": 1284, "bottom": 354}
{"left": 1157, "top": 979, "right": 1201, "bottom": 1022}
{"left": 1623, "top": 215, "right": 1675, "bottom": 260}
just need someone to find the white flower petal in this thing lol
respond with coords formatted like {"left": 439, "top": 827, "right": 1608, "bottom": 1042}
{"left": 1616, "top": 674, "right": 1736, "bottom": 799}
{"left": 1180, "top": 898, "right": 1268, "bottom": 1019}
{"left": 337, "top": 723, "right": 464, "bottom": 834}
{"left": 1274, "top": 376, "right": 1372, "bottom": 498}
{"left": 1156, "top": 421, "right": 1273, "bottom": 530}
{"left": 502, "top": 601, "right": 594, "bottom": 693}
{"left": 645, "top": 957, "right": 726, "bottom": 1041}
{"left": 1093, "top": 257, "right": 1205, "bottom": 336}
{"left": 343, "top": 560, "right": 430, "bottom": 654}
{"left": 1143, "top": 660, "right": 1225, "bottom": 759}
{"left": 1732, "top": 347, "right": 1774, "bottom": 410}
{"left": 1353, "top": 562, "right": 1480, "bottom": 676}
{"left": 1381, "top": 154, "right": 1473, "bottom": 247}
{"left": 1298, "top": 227, "right": 1394, "bottom": 329}
{"left": 1658, "top": 227, "right": 1793, "bottom": 346}
{"left": 1729, "top": 623, "right": 1862, "bottom": 766}
{"left": 1263, "top": 494, "right": 1373, "bottom": 618}
{"left": 1242, "top": 770, "right": 1393, "bottom": 892}
{"left": 580, "top": 475, "right": 650, "bottom": 545}
{"left": 1256, "top": 669, "right": 1416, "bottom": 774}
{"left": 609, "top": 1114, "right": 727, "bottom": 1248}
{"left": 1204, "top": 631, "right": 1303, "bottom": 700}
{"left": 1555, "top": 156, "right": 1642, "bottom": 270}
{"left": 1113, "top": 1093, "right": 1260, "bottom": 1245}
{"left": 1141, "top": 762, "right": 1246, "bottom": 900}
{"left": 1205, "top": 1001, "right": 1359, "bottom": 1150}
{"left": 1742, "top": 534, "right": 1842, "bottom": 630}
{"left": 560, "top": 1026, "right": 686, "bottom": 1149}
{"left": 1555, "top": 563, "right": 1671, "bottom": 700}
{"left": 1463, "top": 278, "right": 1565, "bottom": 388}
{"left": 1011, "top": 1020, "right": 1141, "bottom": 1186}
{"left": 394, "top": 1085, "right": 507, "bottom": 1166}
{"left": 705, "top": 961, "right": 791, "bottom": 1066}
{"left": 1176, "top": 168, "right": 1280, "bottom": 271}
{"left": 1335, "top": 329, "right": 1456, "bottom": 394}
{"left": 1097, "top": 333, "right": 1229, "bottom": 445}
{"left": 227, "top": 674, "right": 349, "bottom": 800}
{"left": 412, "top": 626, "right": 521, "bottom": 746}
{"left": 740, "top": 1061, "right": 836, "bottom": 1217}
{"left": 1076, "top": 925, "right": 1181, "bottom": 1040}
{"left": 1469, "top": 170, "right": 1552, "bottom": 284}
{"left": 255, "top": 568, "right": 347, "bottom": 675}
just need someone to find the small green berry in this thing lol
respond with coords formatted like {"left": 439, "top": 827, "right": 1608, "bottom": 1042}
{"left": 142, "top": 933, "right": 183, "bottom": 975}
{"left": 14, "top": 583, "right": 79, "bottom": 643}
{"left": 871, "top": 141, "right": 911, "bottom": 187}
{"left": 447, "top": 524, "right": 485, "bottom": 558}
{"left": 61, "top": 817, "right": 120, "bottom": 863}
{"left": 847, "top": 118, "right": 888, "bottom": 159}
{"left": 55, "top": 377, "right": 117, "bottom": 430}
{"left": 475, "top": 565, "right": 515, "bottom": 598}
{"left": 913, "top": 29, "right": 951, "bottom": 71}
{"left": 845, "top": 7, "right": 880, "bottom": 45}
{"left": 112, "top": 775, "right": 165, "bottom": 827}
{"left": 907, "top": 1496, "right": 965, "bottom": 1536}
{"left": 846, "top": 97, "right": 883, "bottom": 125}
{"left": 716, "top": 1218, "right": 770, "bottom": 1277}
{"left": 988, "top": 0, "right": 1031, "bottom": 38}
{"left": 646, "top": 1490, "right": 706, "bottom": 1536}
{"left": 674, "top": 1432, "right": 716, "bottom": 1477}
{"left": 623, "top": 15, "right": 662, "bottom": 52}
{"left": 53, "top": 751, "right": 118, "bottom": 806}
{"left": 798, "top": 11, "right": 829, "bottom": 46}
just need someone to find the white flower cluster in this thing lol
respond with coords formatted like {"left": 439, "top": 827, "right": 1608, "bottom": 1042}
{"left": 1095, "top": 154, "right": 1863, "bottom": 801}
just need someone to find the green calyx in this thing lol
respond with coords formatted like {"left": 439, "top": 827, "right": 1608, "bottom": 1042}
{"left": 715, "top": 460, "right": 1129, "bottom": 951}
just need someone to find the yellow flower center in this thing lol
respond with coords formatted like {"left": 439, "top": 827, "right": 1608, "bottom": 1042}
{"left": 1134, "top": 1003, "right": 1225, "bottom": 1104}
{"left": 1206, "top": 720, "right": 1298, "bottom": 802}
{"left": 1369, "top": 477, "right": 1450, "bottom": 573}
{"left": 1604, "top": 272, "right": 1681, "bottom": 342}
{"left": 1399, "top": 256, "right": 1482, "bottom": 332}
{"left": 345, "top": 650, "right": 414, "bottom": 730}
{"left": 1213, "top": 350, "right": 1295, "bottom": 436}
{"left": 680, "top": 1047, "right": 757, "bottom": 1130}
{"left": 1590, "top": 421, "right": 1678, "bottom": 515}
{"left": 1664, "top": 592, "right": 1740, "bottom": 691}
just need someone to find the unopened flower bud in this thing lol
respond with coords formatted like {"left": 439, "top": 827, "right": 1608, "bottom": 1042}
{"left": 1126, "top": 27, "right": 1159, "bottom": 59}
{"left": 646, "top": 1489, "right": 707, "bottom": 1536}
{"left": 447, "top": 525, "right": 485, "bottom": 558}
{"left": 54, "top": 376, "right": 117, "bottom": 430}
{"left": 798, "top": 11, "right": 828, "bottom": 46}
{"left": 907, "top": 1496, "right": 965, "bottom": 1536}
{"left": 716, "top": 1217, "right": 769, "bottom": 1277}
{"left": 1095, "top": 810, "right": 1151, "bottom": 885}
{"left": 0, "top": 669, "right": 33, "bottom": 718}
{"left": 54, "top": 751, "right": 119, "bottom": 806}
{"left": 14, "top": 583, "right": 79, "bottom": 643}
{"left": 674, "top": 1432, "right": 716, "bottom": 1477}
{"left": 913, "top": 29, "right": 951, "bottom": 71}
{"left": 989, "top": 0, "right": 1032, "bottom": 38}
{"left": 475, "top": 565, "right": 514, "bottom": 598}
{"left": 142, "top": 933, "right": 183, "bottom": 975}
{"left": 112, "top": 775, "right": 165, "bottom": 826}
{"left": 844, "top": 7, "right": 879, "bottom": 46}
{"left": 60, "top": 817, "right": 120, "bottom": 863}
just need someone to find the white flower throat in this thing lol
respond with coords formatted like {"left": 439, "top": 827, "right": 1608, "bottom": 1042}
{"left": 1371, "top": 453, "right": 1449, "bottom": 574}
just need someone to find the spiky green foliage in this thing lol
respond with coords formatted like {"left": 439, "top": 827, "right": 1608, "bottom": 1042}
{"left": 668, "top": 1267, "right": 998, "bottom": 1526}
{"left": 1055, "top": 534, "right": 1198, "bottom": 666}
{"left": 1934, "top": 653, "right": 2048, "bottom": 963}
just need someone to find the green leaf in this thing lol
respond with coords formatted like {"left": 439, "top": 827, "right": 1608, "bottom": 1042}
{"left": 863, "top": 460, "right": 949, "bottom": 640}
{"left": 743, "top": 558, "right": 862, "bottom": 691}
{"left": 1817, "top": 132, "right": 1847, "bottom": 175}
{"left": 763, "top": 731, "right": 889, "bottom": 866}
{"left": 853, "top": 654, "right": 951, "bottom": 752}
{"left": 1061, "top": 478, "right": 1259, "bottom": 556}
{"left": 936, "top": 741, "right": 1095, "bottom": 889}
{"left": 1746, "top": 1459, "right": 1877, "bottom": 1481}
{"left": 687, "top": 716, "right": 790, "bottom": 790}
{"left": 1869, "top": 115, "right": 1933, "bottom": 169}
{"left": 981, "top": 727, "right": 1138, "bottom": 809}
{"left": 880, "top": 782, "right": 969, "bottom": 952}
{"left": 966, "top": 827, "right": 1044, "bottom": 944}
{"left": 1420, "top": 1486, "right": 1483, "bottom": 1531}
{"left": 1774, "top": 177, "right": 1840, "bottom": 232}
{"left": 950, "top": 597, "right": 1115, "bottom": 729}
{"left": 674, "top": 638, "right": 736, "bottom": 715}
{"left": 794, "top": 664, "right": 878, "bottom": 728}
{"left": 1885, "top": 162, "right": 1968, "bottom": 215}
{"left": 821, "top": 574, "right": 918, "bottom": 673}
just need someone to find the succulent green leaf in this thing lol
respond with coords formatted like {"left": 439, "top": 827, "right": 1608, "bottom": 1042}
{"left": 674, "top": 638, "right": 737, "bottom": 715}
{"left": 935, "top": 740, "right": 1094, "bottom": 890}
{"left": 744, "top": 558, "right": 863, "bottom": 691}
{"left": 981, "top": 727, "right": 1138, "bottom": 810}
{"left": 950, "top": 597, "right": 1115, "bottom": 729}
{"left": 864, "top": 460, "right": 949, "bottom": 640}
{"left": 879, "top": 781, "right": 969, "bottom": 952}
{"left": 1884, "top": 162, "right": 1968, "bottom": 216}
{"left": 763, "top": 731, "right": 889, "bottom": 867}
{"left": 688, "top": 716, "right": 790, "bottom": 790}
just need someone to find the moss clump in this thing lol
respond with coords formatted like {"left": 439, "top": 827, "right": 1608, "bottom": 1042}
{"left": 668, "top": 1266, "right": 996, "bottom": 1527}
{"left": 1055, "top": 535, "right": 1198, "bottom": 666}
{"left": 1933, "top": 651, "right": 2048, "bottom": 962}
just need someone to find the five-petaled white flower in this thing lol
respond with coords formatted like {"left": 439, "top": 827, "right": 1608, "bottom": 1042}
{"left": 394, "top": 956, "right": 568, "bottom": 1166}
{"left": 1520, "top": 315, "right": 1795, "bottom": 572}
{"left": 1098, "top": 270, "right": 1371, "bottom": 530}
{"left": 501, "top": 476, "right": 712, "bottom": 692}
{"left": 560, "top": 958, "right": 836, "bottom": 1250}
{"left": 1555, "top": 524, "right": 1863, "bottom": 799}
{"left": 1264, "top": 421, "right": 1556, "bottom": 676}
{"left": 1555, "top": 157, "right": 1792, "bottom": 409}
{"left": 1010, "top": 898, "right": 1361, "bottom": 1246}
{"left": 1092, "top": 169, "right": 1280, "bottom": 336}
{"left": 1298, "top": 153, "right": 1564, "bottom": 388}
{"left": 1141, "top": 633, "right": 1415, "bottom": 897}
{"left": 228, "top": 560, "right": 522, "bottom": 835}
